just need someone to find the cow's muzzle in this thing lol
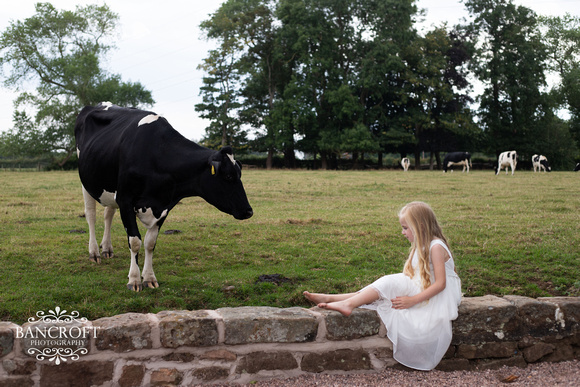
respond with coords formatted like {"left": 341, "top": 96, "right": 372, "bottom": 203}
{"left": 235, "top": 208, "right": 253, "bottom": 220}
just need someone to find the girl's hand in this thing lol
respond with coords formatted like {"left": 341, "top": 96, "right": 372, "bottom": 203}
{"left": 391, "top": 296, "right": 416, "bottom": 310}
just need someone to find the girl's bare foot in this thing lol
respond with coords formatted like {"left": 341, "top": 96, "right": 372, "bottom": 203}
{"left": 318, "top": 301, "right": 354, "bottom": 317}
{"left": 303, "top": 291, "right": 329, "bottom": 304}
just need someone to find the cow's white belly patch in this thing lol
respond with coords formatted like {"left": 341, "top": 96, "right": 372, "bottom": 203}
{"left": 138, "top": 114, "right": 160, "bottom": 126}
{"left": 136, "top": 207, "right": 168, "bottom": 229}
{"left": 99, "top": 191, "right": 119, "bottom": 208}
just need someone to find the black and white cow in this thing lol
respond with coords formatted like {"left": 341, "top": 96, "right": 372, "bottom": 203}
{"left": 401, "top": 157, "right": 410, "bottom": 172}
{"left": 532, "top": 154, "right": 551, "bottom": 172}
{"left": 443, "top": 152, "right": 472, "bottom": 173}
{"left": 495, "top": 150, "right": 517, "bottom": 175}
{"left": 575, "top": 163, "right": 580, "bottom": 172}
{"left": 75, "top": 102, "right": 253, "bottom": 291}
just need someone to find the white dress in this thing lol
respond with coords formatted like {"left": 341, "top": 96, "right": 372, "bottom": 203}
{"left": 361, "top": 239, "right": 462, "bottom": 371}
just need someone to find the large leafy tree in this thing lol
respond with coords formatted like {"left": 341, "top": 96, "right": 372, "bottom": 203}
{"left": 402, "top": 27, "right": 477, "bottom": 169}
{"left": 355, "top": 0, "right": 418, "bottom": 165}
{"left": 0, "top": 111, "right": 45, "bottom": 159}
{"left": 463, "top": 0, "right": 550, "bottom": 159}
{"left": 277, "top": 0, "right": 419, "bottom": 169}
{"left": 306, "top": 0, "right": 364, "bottom": 169}
{"left": 0, "top": 2, "right": 153, "bottom": 165}
{"left": 196, "top": 0, "right": 261, "bottom": 151}
{"left": 196, "top": 47, "right": 246, "bottom": 150}
{"left": 198, "top": 0, "right": 285, "bottom": 167}
{"left": 540, "top": 14, "right": 580, "bottom": 161}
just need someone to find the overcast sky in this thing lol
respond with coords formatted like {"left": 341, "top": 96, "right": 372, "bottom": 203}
{"left": 0, "top": 0, "right": 577, "bottom": 141}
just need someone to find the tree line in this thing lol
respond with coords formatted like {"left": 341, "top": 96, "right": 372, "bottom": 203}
{"left": 1, "top": 1, "right": 579, "bottom": 170}
{"left": 196, "top": 0, "right": 580, "bottom": 170}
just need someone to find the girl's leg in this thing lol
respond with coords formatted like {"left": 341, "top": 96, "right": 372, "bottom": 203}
{"left": 303, "top": 291, "right": 358, "bottom": 304}
{"left": 318, "top": 287, "right": 380, "bottom": 317}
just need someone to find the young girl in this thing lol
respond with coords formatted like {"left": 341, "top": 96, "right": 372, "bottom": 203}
{"left": 304, "top": 201, "right": 462, "bottom": 371}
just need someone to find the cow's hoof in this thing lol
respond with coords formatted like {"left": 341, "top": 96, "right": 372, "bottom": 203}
{"left": 90, "top": 255, "right": 101, "bottom": 264}
{"left": 127, "top": 283, "right": 143, "bottom": 292}
{"left": 143, "top": 281, "right": 159, "bottom": 289}
{"left": 102, "top": 250, "right": 114, "bottom": 259}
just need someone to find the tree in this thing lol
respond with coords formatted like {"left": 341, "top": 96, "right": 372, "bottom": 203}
{"left": 540, "top": 14, "right": 580, "bottom": 80}
{"left": 404, "top": 27, "right": 477, "bottom": 169}
{"left": 540, "top": 14, "right": 580, "bottom": 157}
{"left": 196, "top": 48, "right": 246, "bottom": 150}
{"left": 271, "top": 0, "right": 322, "bottom": 168}
{"left": 463, "top": 0, "right": 549, "bottom": 159}
{"left": 0, "top": 111, "right": 45, "bottom": 158}
{"left": 274, "top": 0, "right": 420, "bottom": 169}
{"left": 0, "top": 3, "right": 153, "bottom": 165}
{"left": 354, "top": 0, "right": 419, "bottom": 165}
{"left": 198, "top": 0, "right": 285, "bottom": 164}
{"left": 563, "top": 67, "right": 580, "bottom": 155}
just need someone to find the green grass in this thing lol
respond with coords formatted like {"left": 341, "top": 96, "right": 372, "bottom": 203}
{"left": 1, "top": 170, "right": 579, "bottom": 324}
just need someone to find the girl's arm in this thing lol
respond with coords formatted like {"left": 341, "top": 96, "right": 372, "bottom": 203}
{"left": 391, "top": 244, "right": 448, "bottom": 309}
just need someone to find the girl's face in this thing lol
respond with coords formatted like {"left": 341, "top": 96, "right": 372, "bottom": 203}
{"left": 399, "top": 216, "right": 414, "bottom": 243}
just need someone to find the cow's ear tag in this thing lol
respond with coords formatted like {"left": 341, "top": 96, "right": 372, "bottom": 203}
{"left": 210, "top": 160, "right": 221, "bottom": 176}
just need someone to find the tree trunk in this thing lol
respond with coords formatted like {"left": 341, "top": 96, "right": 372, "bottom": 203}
{"left": 414, "top": 149, "right": 421, "bottom": 170}
{"left": 284, "top": 148, "right": 296, "bottom": 169}
{"left": 266, "top": 148, "right": 274, "bottom": 170}
{"left": 352, "top": 152, "right": 359, "bottom": 169}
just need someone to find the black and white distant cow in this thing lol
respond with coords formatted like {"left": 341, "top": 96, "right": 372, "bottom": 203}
{"left": 495, "top": 150, "right": 517, "bottom": 175}
{"left": 443, "top": 152, "right": 472, "bottom": 173}
{"left": 532, "top": 154, "right": 551, "bottom": 172}
{"left": 575, "top": 163, "right": 580, "bottom": 172}
{"left": 401, "top": 157, "right": 410, "bottom": 172}
{"left": 75, "top": 102, "right": 253, "bottom": 291}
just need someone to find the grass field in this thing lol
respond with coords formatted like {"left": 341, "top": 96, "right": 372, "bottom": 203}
{"left": 1, "top": 169, "right": 579, "bottom": 324}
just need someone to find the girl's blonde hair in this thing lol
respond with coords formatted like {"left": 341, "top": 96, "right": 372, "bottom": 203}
{"left": 399, "top": 201, "right": 449, "bottom": 290}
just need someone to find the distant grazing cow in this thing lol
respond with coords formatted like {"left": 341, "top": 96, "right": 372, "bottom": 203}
{"left": 495, "top": 151, "right": 517, "bottom": 175}
{"left": 574, "top": 163, "right": 580, "bottom": 172}
{"left": 401, "top": 158, "right": 410, "bottom": 172}
{"left": 443, "top": 152, "right": 472, "bottom": 173}
{"left": 75, "top": 102, "right": 253, "bottom": 291}
{"left": 532, "top": 154, "right": 551, "bottom": 172}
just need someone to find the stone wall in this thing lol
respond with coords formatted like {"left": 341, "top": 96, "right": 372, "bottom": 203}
{"left": 0, "top": 295, "right": 578, "bottom": 386}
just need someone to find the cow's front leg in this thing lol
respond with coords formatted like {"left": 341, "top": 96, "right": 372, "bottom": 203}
{"left": 100, "top": 206, "right": 116, "bottom": 259}
{"left": 119, "top": 206, "right": 143, "bottom": 291}
{"left": 127, "top": 236, "right": 142, "bottom": 291}
{"left": 137, "top": 208, "right": 167, "bottom": 289}
{"left": 82, "top": 186, "right": 101, "bottom": 263}
{"left": 142, "top": 226, "right": 160, "bottom": 289}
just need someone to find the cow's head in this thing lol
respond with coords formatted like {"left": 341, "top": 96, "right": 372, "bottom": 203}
{"left": 542, "top": 160, "right": 552, "bottom": 172}
{"left": 201, "top": 147, "right": 253, "bottom": 220}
